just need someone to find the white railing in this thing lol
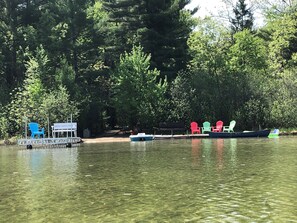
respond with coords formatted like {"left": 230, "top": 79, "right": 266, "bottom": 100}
{"left": 51, "top": 122, "right": 77, "bottom": 138}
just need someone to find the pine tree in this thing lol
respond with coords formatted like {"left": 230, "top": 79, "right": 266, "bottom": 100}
{"left": 230, "top": 0, "right": 254, "bottom": 33}
{"left": 100, "top": 0, "right": 142, "bottom": 68}
{"left": 100, "top": 0, "right": 195, "bottom": 80}
{"left": 141, "top": 0, "right": 195, "bottom": 81}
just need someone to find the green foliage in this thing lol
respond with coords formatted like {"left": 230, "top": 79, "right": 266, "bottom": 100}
{"left": 141, "top": 0, "right": 195, "bottom": 80}
{"left": 6, "top": 46, "right": 79, "bottom": 136}
{"left": 188, "top": 18, "right": 229, "bottom": 74}
{"left": 7, "top": 47, "right": 47, "bottom": 132}
{"left": 186, "top": 17, "right": 289, "bottom": 129}
{"left": 267, "top": 12, "right": 297, "bottom": 72}
{"left": 186, "top": 18, "right": 233, "bottom": 122}
{"left": 169, "top": 70, "right": 198, "bottom": 123}
{"left": 40, "top": 85, "right": 79, "bottom": 124}
{"left": 86, "top": 1, "right": 108, "bottom": 30}
{"left": 266, "top": 69, "right": 297, "bottom": 127}
{"left": 55, "top": 57, "right": 77, "bottom": 96}
{"left": 111, "top": 45, "right": 167, "bottom": 128}
{"left": 261, "top": 0, "right": 297, "bottom": 20}
{"left": 260, "top": 9, "right": 297, "bottom": 128}
{"left": 0, "top": 110, "right": 9, "bottom": 139}
{"left": 234, "top": 98, "right": 268, "bottom": 130}
{"left": 1, "top": 0, "right": 297, "bottom": 136}
{"left": 99, "top": 0, "right": 194, "bottom": 80}
{"left": 228, "top": 29, "right": 267, "bottom": 72}
{"left": 226, "top": 29, "right": 270, "bottom": 127}
{"left": 270, "top": 99, "right": 297, "bottom": 127}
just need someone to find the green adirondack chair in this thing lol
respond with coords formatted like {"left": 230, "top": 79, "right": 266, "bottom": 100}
{"left": 202, "top": 121, "right": 212, "bottom": 134}
{"left": 223, "top": 120, "right": 236, "bottom": 132}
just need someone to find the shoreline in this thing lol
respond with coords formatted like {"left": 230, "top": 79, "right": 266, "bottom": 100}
{"left": 0, "top": 136, "right": 131, "bottom": 146}
{"left": 1, "top": 130, "right": 297, "bottom": 146}
{"left": 82, "top": 136, "right": 130, "bottom": 143}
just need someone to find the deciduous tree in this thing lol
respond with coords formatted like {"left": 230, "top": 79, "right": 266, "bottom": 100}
{"left": 111, "top": 46, "right": 167, "bottom": 128}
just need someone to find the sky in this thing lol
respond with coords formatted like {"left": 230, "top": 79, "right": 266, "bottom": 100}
{"left": 187, "top": 0, "right": 226, "bottom": 18}
{"left": 186, "top": 0, "right": 264, "bottom": 27}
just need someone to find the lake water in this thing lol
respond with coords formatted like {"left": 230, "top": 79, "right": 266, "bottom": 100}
{"left": 1, "top": 137, "right": 297, "bottom": 222}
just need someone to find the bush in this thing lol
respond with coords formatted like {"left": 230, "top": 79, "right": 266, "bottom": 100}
{"left": 0, "top": 114, "right": 9, "bottom": 139}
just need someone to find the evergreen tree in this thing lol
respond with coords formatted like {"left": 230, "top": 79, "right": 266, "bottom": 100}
{"left": 230, "top": 0, "right": 254, "bottom": 33}
{"left": 141, "top": 0, "right": 195, "bottom": 81}
{"left": 100, "top": 0, "right": 195, "bottom": 80}
{"left": 0, "top": 0, "right": 28, "bottom": 91}
{"left": 99, "top": 0, "right": 145, "bottom": 68}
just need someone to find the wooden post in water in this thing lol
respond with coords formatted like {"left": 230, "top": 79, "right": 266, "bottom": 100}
{"left": 70, "top": 114, "right": 73, "bottom": 138}
{"left": 47, "top": 116, "right": 50, "bottom": 138}
{"left": 24, "top": 117, "right": 27, "bottom": 139}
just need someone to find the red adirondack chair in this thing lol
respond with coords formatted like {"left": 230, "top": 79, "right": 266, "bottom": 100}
{"left": 212, "top": 120, "right": 223, "bottom": 132}
{"left": 190, "top": 122, "right": 201, "bottom": 134}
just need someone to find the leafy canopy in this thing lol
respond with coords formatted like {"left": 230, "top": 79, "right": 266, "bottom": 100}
{"left": 111, "top": 45, "right": 167, "bottom": 128}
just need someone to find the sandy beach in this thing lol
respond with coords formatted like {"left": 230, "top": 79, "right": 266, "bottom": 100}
{"left": 82, "top": 136, "right": 130, "bottom": 143}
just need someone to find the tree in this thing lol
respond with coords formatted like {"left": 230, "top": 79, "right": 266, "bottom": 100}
{"left": 186, "top": 18, "right": 232, "bottom": 122}
{"left": 100, "top": 0, "right": 195, "bottom": 80}
{"left": 0, "top": 0, "right": 30, "bottom": 95}
{"left": 6, "top": 46, "right": 79, "bottom": 136}
{"left": 30, "top": 0, "right": 109, "bottom": 134}
{"left": 227, "top": 29, "right": 269, "bottom": 129}
{"left": 256, "top": 0, "right": 296, "bottom": 17}
{"left": 262, "top": 9, "right": 297, "bottom": 128}
{"left": 99, "top": 0, "right": 143, "bottom": 68}
{"left": 230, "top": 0, "right": 254, "bottom": 33}
{"left": 141, "top": 0, "right": 196, "bottom": 81}
{"left": 268, "top": 69, "right": 297, "bottom": 127}
{"left": 111, "top": 45, "right": 167, "bottom": 128}
{"left": 41, "top": 85, "right": 79, "bottom": 125}
{"left": 169, "top": 70, "right": 197, "bottom": 123}
{"left": 228, "top": 29, "right": 267, "bottom": 72}
{"left": 267, "top": 12, "right": 297, "bottom": 72}
{"left": 7, "top": 46, "right": 47, "bottom": 134}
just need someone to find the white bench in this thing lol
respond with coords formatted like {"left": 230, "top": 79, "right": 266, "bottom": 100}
{"left": 52, "top": 123, "right": 77, "bottom": 138}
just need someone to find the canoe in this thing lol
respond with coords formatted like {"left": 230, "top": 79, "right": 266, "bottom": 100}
{"left": 129, "top": 133, "right": 154, "bottom": 142}
{"left": 208, "top": 129, "right": 270, "bottom": 138}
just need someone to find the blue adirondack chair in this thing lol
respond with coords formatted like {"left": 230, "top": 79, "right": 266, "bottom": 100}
{"left": 202, "top": 121, "right": 212, "bottom": 134}
{"left": 28, "top": 122, "right": 45, "bottom": 138}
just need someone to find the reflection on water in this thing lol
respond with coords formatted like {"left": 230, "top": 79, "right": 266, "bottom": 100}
{"left": 215, "top": 139, "right": 224, "bottom": 170}
{"left": 191, "top": 139, "right": 201, "bottom": 168}
{"left": 1, "top": 137, "right": 297, "bottom": 222}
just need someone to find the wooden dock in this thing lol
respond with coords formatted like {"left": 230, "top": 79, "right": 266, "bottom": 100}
{"left": 18, "top": 137, "right": 82, "bottom": 149}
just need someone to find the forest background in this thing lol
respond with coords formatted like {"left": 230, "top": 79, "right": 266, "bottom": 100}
{"left": 0, "top": 0, "right": 296, "bottom": 138}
